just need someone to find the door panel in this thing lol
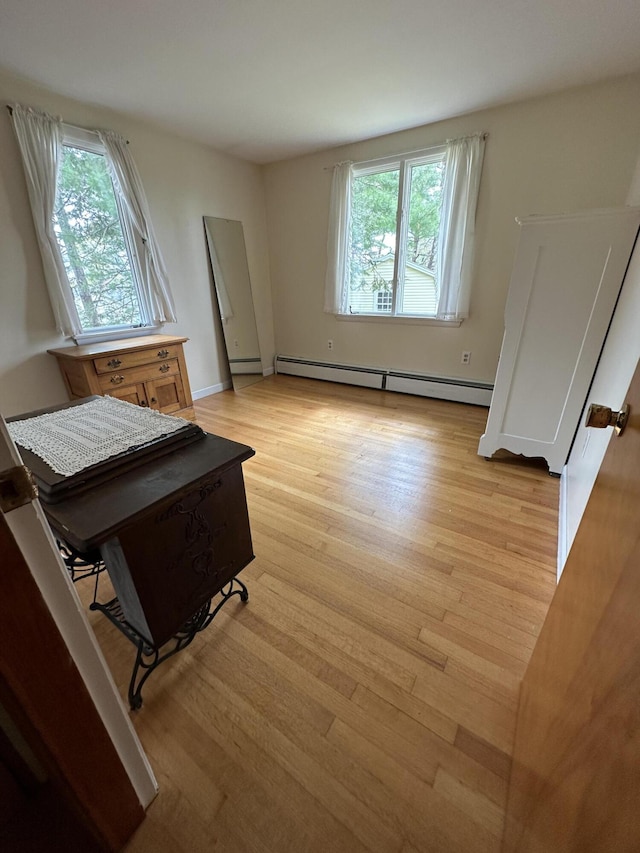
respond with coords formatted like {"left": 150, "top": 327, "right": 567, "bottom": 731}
{"left": 146, "top": 374, "right": 186, "bottom": 414}
{"left": 504, "top": 359, "right": 640, "bottom": 851}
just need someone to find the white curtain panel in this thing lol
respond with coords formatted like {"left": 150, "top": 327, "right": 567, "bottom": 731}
{"left": 97, "top": 130, "right": 177, "bottom": 324}
{"left": 11, "top": 104, "right": 83, "bottom": 336}
{"left": 436, "top": 133, "right": 486, "bottom": 321}
{"left": 324, "top": 161, "right": 353, "bottom": 314}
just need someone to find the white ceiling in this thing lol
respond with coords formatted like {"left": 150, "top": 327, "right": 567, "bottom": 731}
{"left": 1, "top": 0, "right": 640, "bottom": 164}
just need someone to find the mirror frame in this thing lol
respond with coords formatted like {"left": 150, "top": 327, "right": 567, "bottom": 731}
{"left": 203, "top": 216, "right": 263, "bottom": 391}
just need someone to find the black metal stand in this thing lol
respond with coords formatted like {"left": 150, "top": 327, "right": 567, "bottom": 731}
{"left": 57, "top": 539, "right": 106, "bottom": 606}
{"left": 89, "top": 578, "right": 249, "bottom": 709}
{"left": 57, "top": 538, "right": 249, "bottom": 709}
{"left": 57, "top": 539, "right": 105, "bottom": 582}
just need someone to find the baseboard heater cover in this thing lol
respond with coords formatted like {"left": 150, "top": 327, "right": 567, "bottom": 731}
{"left": 229, "top": 357, "right": 263, "bottom": 376}
{"left": 274, "top": 356, "right": 493, "bottom": 406}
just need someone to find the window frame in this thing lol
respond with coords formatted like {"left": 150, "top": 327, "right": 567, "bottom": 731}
{"left": 57, "top": 125, "right": 161, "bottom": 345}
{"left": 347, "top": 145, "right": 446, "bottom": 321}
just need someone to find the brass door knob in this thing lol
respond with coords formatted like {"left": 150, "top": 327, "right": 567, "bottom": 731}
{"left": 159, "top": 363, "right": 170, "bottom": 373}
{"left": 107, "top": 358, "right": 122, "bottom": 368}
{"left": 157, "top": 349, "right": 169, "bottom": 358}
{"left": 585, "top": 403, "right": 630, "bottom": 435}
{"left": 110, "top": 374, "right": 125, "bottom": 385}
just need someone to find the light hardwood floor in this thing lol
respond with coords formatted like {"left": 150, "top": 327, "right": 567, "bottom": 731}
{"left": 81, "top": 375, "right": 558, "bottom": 852}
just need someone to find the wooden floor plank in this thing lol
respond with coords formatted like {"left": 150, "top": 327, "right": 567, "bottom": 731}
{"left": 326, "top": 718, "right": 500, "bottom": 853}
{"left": 70, "top": 375, "right": 558, "bottom": 852}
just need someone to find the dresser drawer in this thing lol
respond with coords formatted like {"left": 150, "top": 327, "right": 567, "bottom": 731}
{"left": 93, "top": 344, "right": 180, "bottom": 374}
{"left": 98, "top": 359, "right": 179, "bottom": 393}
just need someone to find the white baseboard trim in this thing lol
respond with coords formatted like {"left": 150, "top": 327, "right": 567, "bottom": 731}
{"left": 274, "top": 355, "right": 493, "bottom": 406}
{"left": 557, "top": 465, "right": 568, "bottom": 582}
{"left": 192, "top": 380, "right": 232, "bottom": 399}
{"left": 194, "top": 368, "right": 273, "bottom": 399}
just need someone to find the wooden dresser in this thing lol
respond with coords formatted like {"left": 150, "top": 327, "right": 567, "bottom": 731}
{"left": 48, "top": 334, "right": 195, "bottom": 420}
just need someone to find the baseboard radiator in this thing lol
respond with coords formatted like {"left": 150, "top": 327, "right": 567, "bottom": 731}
{"left": 274, "top": 356, "right": 493, "bottom": 406}
{"left": 229, "top": 357, "right": 263, "bottom": 375}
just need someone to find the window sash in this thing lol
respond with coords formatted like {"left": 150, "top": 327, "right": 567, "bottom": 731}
{"left": 57, "top": 131, "right": 149, "bottom": 333}
{"left": 11, "top": 104, "right": 176, "bottom": 341}
{"left": 350, "top": 148, "right": 445, "bottom": 318}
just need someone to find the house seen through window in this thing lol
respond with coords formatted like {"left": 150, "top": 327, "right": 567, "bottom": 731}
{"left": 54, "top": 134, "right": 145, "bottom": 332}
{"left": 349, "top": 150, "right": 444, "bottom": 317}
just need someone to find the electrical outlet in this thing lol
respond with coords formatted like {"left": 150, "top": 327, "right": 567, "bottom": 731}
{"left": 327, "top": 339, "right": 333, "bottom": 350}
{"left": 234, "top": 339, "right": 239, "bottom": 348}
{"left": 461, "top": 351, "right": 471, "bottom": 365}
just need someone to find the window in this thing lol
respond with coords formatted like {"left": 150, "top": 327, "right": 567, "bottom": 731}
{"left": 349, "top": 150, "right": 444, "bottom": 317}
{"left": 11, "top": 103, "right": 176, "bottom": 341}
{"left": 54, "top": 129, "right": 145, "bottom": 333}
{"left": 325, "top": 134, "right": 486, "bottom": 322}
{"left": 376, "top": 289, "right": 393, "bottom": 313}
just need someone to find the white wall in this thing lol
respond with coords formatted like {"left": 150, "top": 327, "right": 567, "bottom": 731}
{"left": 263, "top": 74, "right": 640, "bottom": 384}
{"left": 0, "top": 68, "right": 275, "bottom": 417}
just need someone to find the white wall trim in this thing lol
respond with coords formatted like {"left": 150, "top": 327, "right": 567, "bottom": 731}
{"left": 193, "top": 368, "right": 272, "bottom": 398}
{"left": 335, "top": 313, "right": 461, "bottom": 327}
{"left": 558, "top": 465, "right": 569, "bottom": 581}
{"left": 192, "top": 380, "right": 232, "bottom": 399}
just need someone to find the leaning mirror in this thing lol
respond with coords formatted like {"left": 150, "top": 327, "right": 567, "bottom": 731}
{"left": 204, "top": 216, "right": 263, "bottom": 390}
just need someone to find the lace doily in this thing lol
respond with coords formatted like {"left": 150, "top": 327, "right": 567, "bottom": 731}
{"left": 8, "top": 396, "right": 189, "bottom": 477}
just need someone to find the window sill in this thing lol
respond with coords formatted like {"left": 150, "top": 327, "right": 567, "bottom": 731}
{"left": 335, "top": 314, "right": 462, "bottom": 327}
{"left": 71, "top": 325, "right": 163, "bottom": 346}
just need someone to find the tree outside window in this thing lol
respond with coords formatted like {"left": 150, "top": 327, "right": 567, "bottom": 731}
{"left": 349, "top": 152, "right": 444, "bottom": 316}
{"left": 54, "top": 143, "right": 144, "bottom": 331}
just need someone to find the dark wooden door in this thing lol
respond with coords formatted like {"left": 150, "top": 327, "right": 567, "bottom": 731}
{"left": 0, "top": 510, "right": 145, "bottom": 850}
{"left": 503, "top": 359, "right": 640, "bottom": 851}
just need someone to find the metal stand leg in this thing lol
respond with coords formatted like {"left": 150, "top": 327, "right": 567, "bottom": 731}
{"left": 90, "top": 577, "right": 249, "bottom": 709}
{"left": 57, "top": 539, "right": 106, "bottom": 601}
{"left": 57, "top": 537, "right": 249, "bottom": 709}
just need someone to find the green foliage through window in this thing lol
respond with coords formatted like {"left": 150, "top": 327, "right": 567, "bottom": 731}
{"left": 348, "top": 152, "right": 444, "bottom": 316}
{"left": 54, "top": 145, "right": 143, "bottom": 330}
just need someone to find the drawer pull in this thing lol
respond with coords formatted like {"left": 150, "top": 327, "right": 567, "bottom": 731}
{"left": 140, "top": 400, "right": 148, "bottom": 407}
{"left": 110, "top": 375, "right": 125, "bottom": 385}
{"left": 150, "top": 397, "right": 157, "bottom": 404}
{"left": 106, "top": 357, "right": 122, "bottom": 368}
{"left": 157, "top": 349, "right": 170, "bottom": 359}
{"left": 159, "top": 363, "right": 170, "bottom": 373}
